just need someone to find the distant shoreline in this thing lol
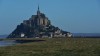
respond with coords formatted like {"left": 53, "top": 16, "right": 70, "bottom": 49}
{"left": 73, "top": 33, "right": 100, "bottom": 37}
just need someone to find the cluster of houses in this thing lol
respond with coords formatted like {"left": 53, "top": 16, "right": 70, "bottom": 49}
{"left": 20, "top": 29, "right": 72, "bottom": 38}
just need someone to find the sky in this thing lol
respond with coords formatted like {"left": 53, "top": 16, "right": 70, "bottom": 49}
{"left": 0, "top": 0, "right": 100, "bottom": 35}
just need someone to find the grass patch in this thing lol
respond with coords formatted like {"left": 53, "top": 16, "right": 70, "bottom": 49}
{"left": 0, "top": 38, "right": 100, "bottom": 56}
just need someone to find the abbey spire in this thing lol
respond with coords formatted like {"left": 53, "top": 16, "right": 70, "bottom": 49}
{"left": 37, "top": 5, "right": 40, "bottom": 15}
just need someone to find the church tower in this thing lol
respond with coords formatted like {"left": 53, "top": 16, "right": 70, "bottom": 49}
{"left": 37, "top": 5, "right": 40, "bottom": 16}
{"left": 36, "top": 5, "right": 49, "bottom": 26}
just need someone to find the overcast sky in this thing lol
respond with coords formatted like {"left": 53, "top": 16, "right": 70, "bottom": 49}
{"left": 0, "top": 0, "right": 100, "bottom": 34}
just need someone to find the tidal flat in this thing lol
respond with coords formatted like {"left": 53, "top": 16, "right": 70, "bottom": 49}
{"left": 0, "top": 38, "right": 100, "bottom": 56}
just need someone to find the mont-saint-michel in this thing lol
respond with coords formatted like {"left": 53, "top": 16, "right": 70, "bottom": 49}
{"left": 0, "top": 1, "right": 100, "bottom": 56}
{"left": 7, "top": 6, "right": 72, "bottom": 38}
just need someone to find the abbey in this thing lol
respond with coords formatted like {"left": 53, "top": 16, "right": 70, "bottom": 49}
{"left": 23, "top": 6, "right": 50, "bottom": 27}
{"left": 7, "top": 6, "right": 72, "bottom": 38}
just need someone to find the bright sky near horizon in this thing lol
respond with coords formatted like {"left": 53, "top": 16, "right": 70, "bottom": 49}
{"left": 0, "top": 0, "right": 100, "bottom": 34}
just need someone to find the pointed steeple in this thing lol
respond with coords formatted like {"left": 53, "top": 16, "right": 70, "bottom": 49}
{"left": 37, "top": 5, "right": 40, "bottom": 15}
{"left": 38, "top": 5, "right": 40, "bottom": 11}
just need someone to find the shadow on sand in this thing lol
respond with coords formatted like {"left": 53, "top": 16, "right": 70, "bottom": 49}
{"left": 15, "top": 39, "right": 45, "bottom": 43}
